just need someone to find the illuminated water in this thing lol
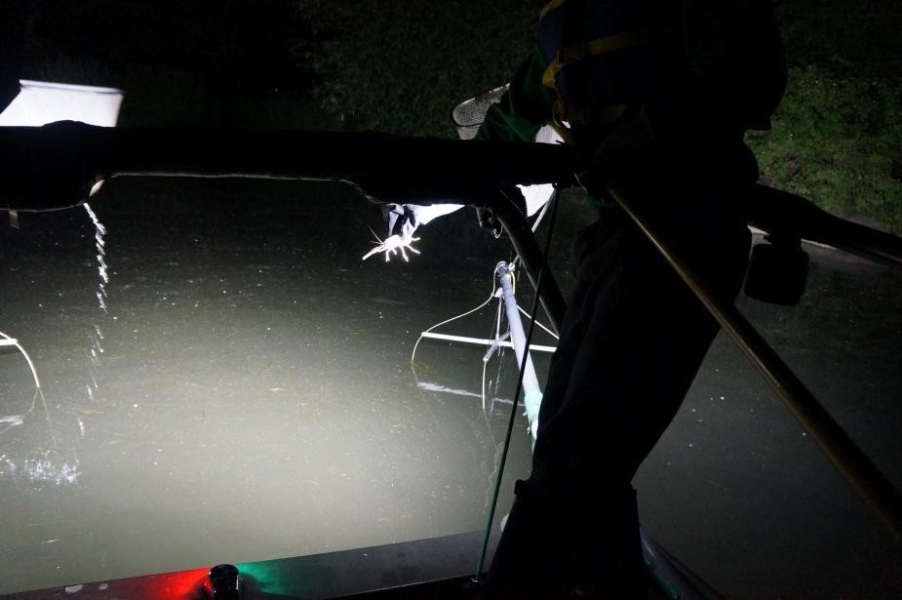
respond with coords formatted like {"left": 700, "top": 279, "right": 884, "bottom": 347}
{"left": 1, "top": 178, "right": 899, "bottom": 597}
{"left": 0, "top": 178, "right": 543, "bottom": 594}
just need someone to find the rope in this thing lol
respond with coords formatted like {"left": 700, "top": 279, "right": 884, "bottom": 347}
{"left": 409, "top": 281, "right": 499, "bottom": 366}
{"left": 0, "top": 330, "right": 41, "bottom": 389}
{"left": 0, "top": 329, "right": 56, "bottom": 447}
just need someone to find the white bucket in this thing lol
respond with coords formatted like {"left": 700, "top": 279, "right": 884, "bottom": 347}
{"left": 0, "top": 79, "right": 124, "bottom": 127}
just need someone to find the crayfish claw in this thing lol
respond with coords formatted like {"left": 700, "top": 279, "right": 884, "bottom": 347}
{"left": 361, "top": 232, "right": 422, "bottom": 263}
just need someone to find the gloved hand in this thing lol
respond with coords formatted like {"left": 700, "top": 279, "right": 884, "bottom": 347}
{"left": 476, "top": 185, "right": 527, "bottom": 238}
{"left": 385, "top": 204, "right": 417, "bottom": 239}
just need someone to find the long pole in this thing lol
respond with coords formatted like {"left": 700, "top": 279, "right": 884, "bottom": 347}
{"left": 606, "top": 184, "right": 902, "bottom": 542}
{"left": 473, "top": 193, "right": 560, "bottom": 582}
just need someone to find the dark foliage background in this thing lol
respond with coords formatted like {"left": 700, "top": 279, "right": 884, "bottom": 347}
{"left": 11, "top": 0, "right": 902, "bottom": 230}
{"left": 752, "top": 0, "right": 902, "bottom": 231}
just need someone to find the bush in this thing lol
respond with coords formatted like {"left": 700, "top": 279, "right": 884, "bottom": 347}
{"left": 296, "top": 0, "right": 538, "bottom": 137}
{"left": 748, "top": 71, "right": 902, "bottom": 234}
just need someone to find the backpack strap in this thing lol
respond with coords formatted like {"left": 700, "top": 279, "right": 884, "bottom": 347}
{"left": 542, "top": 25, "right": 678, "bottom": 133}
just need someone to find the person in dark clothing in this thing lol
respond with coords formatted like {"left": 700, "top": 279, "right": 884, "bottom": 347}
{"left": 476, "top": 1, "right": 785, "bottom": 597}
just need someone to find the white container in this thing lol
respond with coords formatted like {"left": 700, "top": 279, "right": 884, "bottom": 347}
{"left": 0, "top": 79, "right": 124, "bottom": 127}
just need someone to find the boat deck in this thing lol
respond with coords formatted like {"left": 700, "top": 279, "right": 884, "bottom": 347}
{"left": 2, "top": 530, "right": 704, "bottom": 600}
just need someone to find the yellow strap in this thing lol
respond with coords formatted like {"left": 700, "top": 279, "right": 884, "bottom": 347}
{"left": 550, "top": 98, "right": 574, "bottom": 144}
{"left": 553, "top": 95, "right": 629, "bottom": 127}
{"left": 539, "top": 0, "right": 567, "bottom": 22}
{"left": 542, "top": 26, "right": 677, "bottom": 90}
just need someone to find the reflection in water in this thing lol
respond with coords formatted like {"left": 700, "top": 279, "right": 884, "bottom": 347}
{"left": 83, "top": 203, "right": 110, "bottom": 408}
{"left": 410, "top": 270, "right": 558, "bottom": 416}
{"left": 0, "top": 203, "right": 113, "bottom": 488}
{"left": 84, "top": 203, "right": 109, "bottom": 315}
{"left": 0, "top": 330, "right": 74, "bottom": 484}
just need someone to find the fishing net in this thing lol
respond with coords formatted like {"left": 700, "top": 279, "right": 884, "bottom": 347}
{"left": 450, "top": 84, "right": 510, "bottom": 140}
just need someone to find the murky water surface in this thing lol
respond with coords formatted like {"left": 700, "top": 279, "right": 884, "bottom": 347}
{"left": 1, "top": 179, "right": 900, "bottom": 597}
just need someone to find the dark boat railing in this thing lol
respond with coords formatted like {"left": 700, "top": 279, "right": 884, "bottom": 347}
{"left": 2, "top": 122, "right": 900, "bottom": 548}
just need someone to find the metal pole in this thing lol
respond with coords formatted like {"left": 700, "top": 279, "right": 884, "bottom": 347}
{"left": 492, "top": 195, "right": 566, "bottom": 333}
{"left": 420, "top": 331, "right": 556, "bottom": 353}
{"left": 495, "top": 262, "right": 544, "bottom": 439}
{"left": 473, "top": 195, "right": 561, "bottom": 583}
{"left": 745, "top": 184, "right": 902, "bottom": 270}
{"left": 606, "top": 183, "right": 902, "bottom": 542}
